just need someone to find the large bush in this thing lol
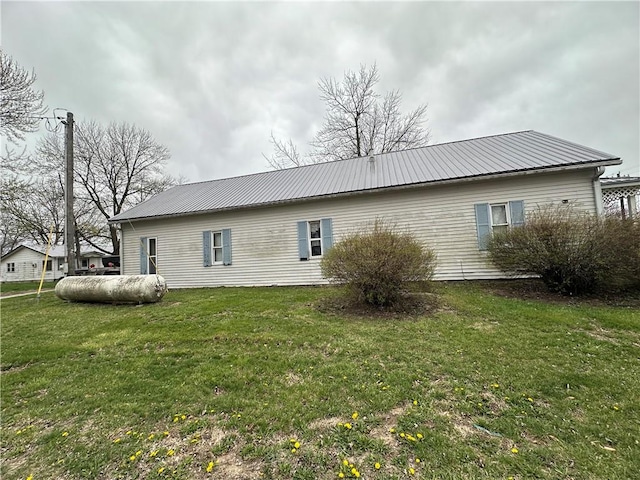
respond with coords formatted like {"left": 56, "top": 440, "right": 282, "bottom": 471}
{"left": 488, "top": 206, "right": 640, "bottom": 295}
{"left": 321, "top": 220, "right": 436, "bottom": 307}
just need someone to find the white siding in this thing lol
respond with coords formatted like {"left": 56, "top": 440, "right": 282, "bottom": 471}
{"left": 120, "top": 169, "right": 598, "bottom": 288}
{"left": 0, "top": 248, "right": 65, "bottom": 282}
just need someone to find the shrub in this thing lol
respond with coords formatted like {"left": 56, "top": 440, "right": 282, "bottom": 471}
{"left": 320, "top": 220, "right": 436, "bottom": 307}
{"left": 487, "top": 205, "right": 640, "bottom": 295}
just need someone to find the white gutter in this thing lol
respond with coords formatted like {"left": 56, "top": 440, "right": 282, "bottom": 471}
{"left": 592, "top": 166, "right": 606, "bottom": 215}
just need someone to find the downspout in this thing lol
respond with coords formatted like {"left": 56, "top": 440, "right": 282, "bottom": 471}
{"left": 592, "top": 167, "right": 606, "bottom": 215}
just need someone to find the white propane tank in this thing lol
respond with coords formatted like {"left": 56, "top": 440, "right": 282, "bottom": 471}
{"left": 55, "top": 275, "right": 168, "bottom": 304}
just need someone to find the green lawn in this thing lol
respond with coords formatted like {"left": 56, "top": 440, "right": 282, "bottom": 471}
{"left": 1, "top": 281, "right": 56, "bottom": 295}
{"left": 1, "top": 283, "right": 638, "bottom": 479}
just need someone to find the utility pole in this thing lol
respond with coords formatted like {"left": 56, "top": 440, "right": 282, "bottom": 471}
{"left": 64, "top": 111, "right": 75, "bottom": 275}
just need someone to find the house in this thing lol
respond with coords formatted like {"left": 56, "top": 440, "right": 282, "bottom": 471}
{"left": 108, "top": 130, "right": 622, "bottom": 288}
{"left": 0, "top": 244, "right": 107, "bottom": 283}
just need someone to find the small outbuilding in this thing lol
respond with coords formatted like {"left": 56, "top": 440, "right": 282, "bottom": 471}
{"left": 109, "top": 130, "right": 624, "bottom": 288}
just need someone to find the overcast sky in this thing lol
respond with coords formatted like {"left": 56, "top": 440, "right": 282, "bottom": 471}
{"left": 2, "top": 1, "right": 639, "bottom": 182}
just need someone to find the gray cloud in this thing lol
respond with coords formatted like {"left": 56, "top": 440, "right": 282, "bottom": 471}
{"left": 3, "top": 1, "right": 638, "bottom": 181}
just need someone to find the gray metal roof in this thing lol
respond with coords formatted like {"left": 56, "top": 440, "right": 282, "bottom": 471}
{"left": 109, "top": 130, "right": 621, "bottom": 223}
{"left": 601, "top": 176, "right": 640, "bottom": 188}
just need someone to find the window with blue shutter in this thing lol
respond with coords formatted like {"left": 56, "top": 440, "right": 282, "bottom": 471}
{"left": 509, "top": 200, "right": 525, "bottom": 227}
{"left": 222, "top": 228, "right": 232, "bottom": 265}
{"left": 203, "top": 231, "right": 212, "bottom": 267}
{"left": 474, "top": 204, "right": 491, "bottom": 251}
{"left": 321, "top": 218, "right": 333, "bottom": 251}
{"left": 475, "top": 200, "right": 525, "bottom": 250}
{"left": 297, "top": 221, "right": 309, "bottom": 260}
{"left": 203, "top": 229, "right": 232, "bottom": 267}
{"left": 140, "top": 237, "right": 148, "bottom": 274}
{"left": 298, "top": 218, "right": 333, "bottom": 259}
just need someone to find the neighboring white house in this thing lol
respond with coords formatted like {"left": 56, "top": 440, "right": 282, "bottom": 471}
{"left": 0, "top": 244, "right": 106, "bottom": 283}
{"left": 108, "top": 130, "right": 623, "bottom": 288}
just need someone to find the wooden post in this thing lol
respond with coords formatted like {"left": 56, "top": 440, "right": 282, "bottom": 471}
{"left": 64, "top": 111, "right": 76, "bottom": 275}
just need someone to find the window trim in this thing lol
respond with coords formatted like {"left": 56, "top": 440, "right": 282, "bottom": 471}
{"left": 147, "top": 237, "right": 158, "bottom": 274}
{"left": 490, "top": 203, "right": 509, "bottom": 234}
{"left": 212, "top": 230, "right": 223, "bottom": 265}
{"left": 7, "top": 262, "right": 15, "bottom": 273}
{"left": 308, "top": 220, "right": 323, "bottom": 258}
{"left": 43, "top": 259, "right": 53, "bottom": 272}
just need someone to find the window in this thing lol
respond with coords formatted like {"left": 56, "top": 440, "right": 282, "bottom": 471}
{"left": 212, "top": 231, "right": 223, "bottom": 264}
{"left": 147, "top": 238, "right": 157, "bottom": 274}
{"left": 81, "top": 259, "right": 88, "bottom": 268}
{"left": 203, "top": 229, "right": 232, "bottom": 267}
{"left": 7, "top": 262, "right": 15, "bottom": 273}
{"left": 139, "top": 237, "right": 158, "bottom": 274}
{"left": 308, "top": 220, "right": 322, "bottom": 257}
{"left": 297, "top": 218, "right": 333, "bottom": 260}
{"left": 490, "top": 204, "right": 509, "bottom": 235}
{"left": 42, "top": 259, "right": 53, "bottom": 271}
{"left": 474, "top": 201, "right": 525, "bottom": 251}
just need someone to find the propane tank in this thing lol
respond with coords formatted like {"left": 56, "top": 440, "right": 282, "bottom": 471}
{"left": 55, "top": 275, "right": 168, "bottom": 304}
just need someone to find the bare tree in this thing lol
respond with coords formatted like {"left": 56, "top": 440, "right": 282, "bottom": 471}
{"left": 0, "top": 50, "right": 46, "bottom": 143}
{"left": 266, "top": 64, "right": 430, "bottom": 169}
{"left": 35, "top": 120, "right": 176, "bottom": 254}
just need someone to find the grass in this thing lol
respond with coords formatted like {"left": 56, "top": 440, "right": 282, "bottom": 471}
{"left": 1, "top": 282, "right": 639, "bottom": 479}
{"left": 1, "top": 281, "right": 56, "bottom": 295}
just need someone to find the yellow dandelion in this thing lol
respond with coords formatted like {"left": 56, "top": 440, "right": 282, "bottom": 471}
{"left": 338, "top": 473, "right": 345, "bottom": 479}
{"left": 413, "top": 400, "right": 418, "bottom": 405}
{"left": 164, "top": 431, "right": 169, "bottom": 436}
{"left": 206, "top": 461, "right": 215, "bottom": 473}
{"left": 352, "top": 411, "right": 359, "bottom": 420}
{"left": 613, "top": 405, "right": 620, "bottom": 411}
{"left": 158, "top": 467, "right": 165, "bottom": 474}
{"left": 294, "top": 441, "right": 300, "bottom": 449}
{"left": 390, "top": 427, "right": 396, "bottom": 433}
{"left": 527, "top": 397, "right": 534, "bottom": 403}
{"left": 129, "top": 455, "right": 136, "bottom": 461}
{"left": 351, "top": 467, "right": 358, "bottom": 475}
{"left": 354, "top": 472, "right": 360, "bottom": 478}
{"left": 26, "top": 475, "right": 33, "bottom": 480}
{"left": 374, "top": 462, "right": 381, "bottom": 469}
{"left": 167, "top": 449, "right": 175, "bottom": 456}
{"left": 342, "top": 459, "right": 349, "bottom": 466}
{"left": 400, "top": 432, "right": 406, "bottom": 438}
{"left": 126, "top": 430, "right": 132, "bottom": 435}
{"left": 491, "top": 383, "right": 500, "bottom": 388}
{"left": 511, "top": 447, "right": 519, "bottom": 454}
{"left": 135, "top": 450, "right": 142, "bottom": 456}
{"left": 409, "top": 467, "right": 415, "bottom": 475}
{"left": 113, "top": 438, "right": 121, "bottom": 443}
{"left": 416, "top": 433, "right": 423, "bottom": 439}
{"left": 181, "top": 414, "right": 186, "bottom": 420}
{"left": 291, "top": 448, "right": 297, "bottom": 453}
{"left": 148, "top": 434, "right": 155, "bottom": 440}
{"left": 415, "top": 458, "right": 421, "bottom": 463}
{"left": 150, "top": 450, "right": 159, "bottom": 457}
{"left": 344, "top": 423, "right": 352, "bottom": 430}
{"left": 62, "top": 431, "right": 69, "bottom": 437}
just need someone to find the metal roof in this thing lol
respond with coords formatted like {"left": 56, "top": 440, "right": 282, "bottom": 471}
{"left": 601, "top": 176, "right": 640, "bottom": 188}
{"left": 109, "top": 130, "right": 622, "bottom": 223}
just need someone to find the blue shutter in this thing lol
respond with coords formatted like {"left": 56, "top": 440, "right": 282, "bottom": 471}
{"left": 474, "top": 203, "right": 491, "bottom": 251}
{"left": 297, "top": 221, "right": 309, "bottom": 260}
{"left": 140, "top": 237, "right": 148, "bottom": 274}
{"left": 509, "top": 200, "right": 525, "bottom": 227}
{"left": 321, "top": 218, "right": 333, "bottom": 252}
{"left": 203, "top": 231, "right": 211, "bottom": 267}
{"left": 222, "top": 228, "right": 232, "bottom": 265}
